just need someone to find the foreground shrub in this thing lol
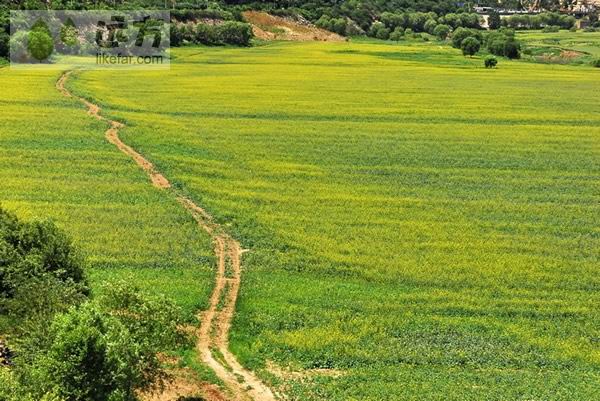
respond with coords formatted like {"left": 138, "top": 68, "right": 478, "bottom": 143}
{"left": 27, "top": 20, "right": 54, "bottom": 61}
{"left": 0, "top": 207, "right": 87, "bottom": 305}
{"left": 15, "top": 281, "right": 186, "bottom": 401}
{"left": 591, "top": 58, "right": 600, "bottom": 68}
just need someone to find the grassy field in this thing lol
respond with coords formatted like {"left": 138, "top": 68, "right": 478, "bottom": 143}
{"left": 2, "top": 37, "right": 599, "bottom": 400}
{"left": 0, "top": 68, "right": 215, "bottom": 322}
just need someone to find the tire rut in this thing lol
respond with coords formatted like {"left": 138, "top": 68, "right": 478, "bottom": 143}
{"left": 56, "top": 71, "right": 277, "bottom": 401}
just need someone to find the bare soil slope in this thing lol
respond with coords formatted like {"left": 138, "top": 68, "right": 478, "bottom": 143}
{"left": 243, "top": 11, "right": 344, "bottom": 41}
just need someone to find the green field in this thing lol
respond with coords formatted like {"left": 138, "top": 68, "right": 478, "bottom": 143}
{"left": 0, "top": 68, "right": 215, "bottom": 322}
{"left": 2, "top": 38, "right": 600, "bottom": 400}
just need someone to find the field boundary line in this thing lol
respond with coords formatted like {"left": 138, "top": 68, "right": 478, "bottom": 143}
{"left": 56, "top": 70, "right": 278, "bottom": 401}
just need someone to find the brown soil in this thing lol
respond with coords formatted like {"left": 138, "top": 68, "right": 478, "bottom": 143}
{"left": 140, "top": 369, "right": 227, "bottom": 401}
{"left": 243, "top": 11, "right": 344, "bottom": 42}
{"left": 57, "top": 71, "right": 278, "bottom": 401}
{"left": 559, "top": 50, "right": 583, "bottom": 60}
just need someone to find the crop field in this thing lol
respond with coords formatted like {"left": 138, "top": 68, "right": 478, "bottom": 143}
{"left": 2, "top": 37, "right": 600, "bottom": 400}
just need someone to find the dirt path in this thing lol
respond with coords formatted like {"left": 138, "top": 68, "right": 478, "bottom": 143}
{"left": 56, "top": 71, "right": 278, "bottom": 401}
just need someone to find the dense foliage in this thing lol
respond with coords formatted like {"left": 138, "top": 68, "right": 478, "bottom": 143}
{"left": 0, "top": 208, "right": 186, "bottom": 401}
{"left": 0, "top": 207, "right": 87, "bottom": 306}
{"left": 171, "top": 20, "right": 253, "bottom": 46}
{"left": 502, "top": 12, "right": 576, "bottom": 30}
{"left": 484, "top": 54, "right": 497, "bottom": 67}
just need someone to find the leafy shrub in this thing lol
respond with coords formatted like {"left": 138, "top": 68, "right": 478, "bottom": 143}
{"left": 217, "top": 21, "right": 253, "bottom": 46}
{"left": 0, "top": 207, "right": 87, "bottom": 304}
{"left": 504, "top": 39, "right": 521, "bottom": 59}
{"left": 192, "top": 21, "right": 253, "bottom": 46}
{"left": 316, "top": 15, "right": 347, "bottom": 35}
{"left": 424, "top": 18, "right": 437, "bottom": 34}
{"left": 591, "top": 58, "right": 600, "bottom": 68}
{"left": 484, "top": 55, "right": 498, "bottom": 68}
{"left": 27, "top": 30, "right": 53, "bottom": 61}
{"left": 452, "top": 27, "right": 482, "bottom": 48}
{"left": 461, "top": 36, "right": 480, "bottom": 56}
{"left": 376, "top": 26, "right": 391, "bottom": 40}
{"left": 485, "top": 30, "right": 521, "bottom": 59}
{"left": 15, "top": 281, "right": 186, "bottom": 401}
{"left": 542, "top": 25, "right": 561, "bottom": 33}
{"left": 389, "top": 27, "right": 404, "bottom": 41}
{"left": 433, "top": 24, "right": 450, "bottom": 40}
{"left": 368, "top": 21, "right": 385, "bottom": 37}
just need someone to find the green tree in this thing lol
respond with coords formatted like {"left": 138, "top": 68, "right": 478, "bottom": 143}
{"left": 216, "top": 21, "right": 253, "bottom": 46}
{"left": 424, "top": 18, "right": 438, "bottom": 34}
{"left": 433, "top": 24, "right": 450, "bottom": 40}
{"left": 389, "top": 27, "right": 405, "bottom": 41}
{"left": 17, "top": 281, "right": 185, "bottom": 401}
{"left": 0, "top": 207, "right": 87, "bottom": 302}
{"left": 461, "top": 36, "right": 480, "bottom": 56}
{"left": 504, "top": 38, "right": 521, "bottom": 59}
{"left": 376, "top": 26, "right": 391, "bottom": 39}
{"left": 452, "top": 27, "right": 481, "bottom": 48}
{"left": 484, "top": 55, "right": 498, "bottom": 68}
{"left": 488, "top": 11, "right": 501, "bottom": 30}
{"left": 27, "top": 30, "right": 54, "bottom": 61}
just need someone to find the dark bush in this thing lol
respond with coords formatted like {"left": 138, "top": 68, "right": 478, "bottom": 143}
{"left": 216, "top": 21, "right": 253, "bottom": 46}
{"left": 376, "top": 26, "right": 391, "bottom": 40}
{"left": 170, "top": 24, "right": 184, "bottom": 46}
{"left": 0, "top": 32, "right": 8, "bottom": 58}
{"left": 484, "top": 55, "right": 498, "bottom": 68}
{"left": 504, "top": 39, "right": 521, "bottom": 59}
{"left": 0, "top": 207, "right": 87, "bottom": 302}
{"left": 591, "top": 58, "right": 600, "bottom": 68}
{"left": 488, "top": 11, "right": 501, "bottom": 30}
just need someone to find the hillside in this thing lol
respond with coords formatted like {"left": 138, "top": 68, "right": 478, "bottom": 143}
{"left": 243, "top": 11, "right": 344, "bottom": 41}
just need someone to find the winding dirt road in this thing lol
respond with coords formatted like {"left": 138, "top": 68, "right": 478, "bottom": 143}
{"left": 57, "top": 71, "right": 277, "bottom": 401}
